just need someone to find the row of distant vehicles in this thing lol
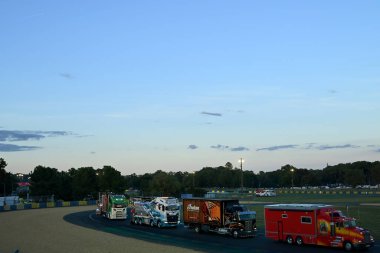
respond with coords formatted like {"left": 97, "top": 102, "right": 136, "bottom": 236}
{"left": 96, "top": 192, "right": 375, "bottom": 251}
{"left": 255, "top": 189, "right": 277, "bottom": 197}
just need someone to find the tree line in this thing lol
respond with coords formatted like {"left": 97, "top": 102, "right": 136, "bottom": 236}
{"left": 1, "top": 157, "right": 380, "bottom": 201}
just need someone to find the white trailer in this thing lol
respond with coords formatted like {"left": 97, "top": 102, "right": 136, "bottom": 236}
{"left": 131, "top": 197, "right": 180, "bottom": 228}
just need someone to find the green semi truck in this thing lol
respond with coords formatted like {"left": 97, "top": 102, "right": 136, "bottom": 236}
{"left": 97, "top": 193, "right": 128, "bottom": 220}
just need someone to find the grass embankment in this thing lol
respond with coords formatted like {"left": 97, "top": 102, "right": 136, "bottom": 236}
{"left": 245, "top": 194, "right": 380, "bottom": 239}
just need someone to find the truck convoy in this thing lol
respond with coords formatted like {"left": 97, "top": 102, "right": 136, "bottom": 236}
{"left": 96, "top": 193, "right": 128, "bottom": 220}
{"left": 264, "top": 204, "right": 375, "bottom": 251}
{"left": 94, "top": 194, "right": 376, "bottom": 250}
{"left": 131, "top": 197, "right": 180, "bottom": 228}
{"left": 183, "top": 198, "right": 256, "bottom": 238}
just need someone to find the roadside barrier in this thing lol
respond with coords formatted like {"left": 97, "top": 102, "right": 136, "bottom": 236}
{"left": 0, "top": 200, "right": 96, "bottom": 212}
{"left": 277, "top": 190, "right": 380, "bottom": 195}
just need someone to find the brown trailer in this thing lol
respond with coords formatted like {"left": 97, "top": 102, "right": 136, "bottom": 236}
{"left": 183, "top": 198, "right": 256, "bottom": 238}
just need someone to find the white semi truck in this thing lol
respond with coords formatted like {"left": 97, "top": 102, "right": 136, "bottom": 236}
{"left": 131, "top": 197, "right": 180, "bottom": 228}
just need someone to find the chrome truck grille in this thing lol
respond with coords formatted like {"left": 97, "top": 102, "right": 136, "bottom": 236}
{"left": 364, "top": 231, "right": 371, "bottom": 243}
{"left": 167, "top": 214, "right": 179, "bottom": 223}
{"left": 116, "top": 211, "right": 124, "bottom": 218}
{"left": 244, "top": 220, "right": 253, "bottom": 231}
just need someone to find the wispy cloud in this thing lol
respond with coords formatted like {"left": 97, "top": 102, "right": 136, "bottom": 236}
{"left": 211, "top": 144, "right": 229, "bottom": 150}
{"left": 0, "top": 131, "right": 44, "bottom": 141}
{"left": 257, "top": 145, "right": 298, "bottom": 151}
{"left": 188, "top": 145, "right": 198, "bottom": 150}
{"left": 0, "top": 143, "right": 40, "bottom": 152}
{"left": 230, "top": 146, "right": 249, "bottom": 152}
{"left": 201, "top": 111, "right": 222, "bottom": 117}
{"left": 59, "top": 73, "right": 74, "bottom": 79}
{"left": 0, "top": 130, "right": 71, "bottom": 142}
{"left": 316, "top": 144, "right": 359, "bottom": 150}
{"left": 257, "top": 143, "right": 361, "bottom": 152}
{"left": 0, "top": 130, "right": 74, "bottom": 152}
{"left": 211, "top": 144, "right": 249, "bottom": 152}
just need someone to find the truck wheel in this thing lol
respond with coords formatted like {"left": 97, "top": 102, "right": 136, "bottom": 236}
{"left": 344, "top": 241, "right": 353, "bottom": 251}
{"left": 286, "top": 236, "right": 293, "bottom": 245}
{"left": 232, "top": 230, "right": 239, "bottom": 239}
{"left": 296, "top": 236, "right": 303, "bottom": 246}
{"left": 194, "top": 226, "right": 201, "bottom": 233}
{"left": 150, "top": 220, "right": 154, "bottom": 227}
{"left": 138, "top": 218, "right": 142, "bottom": 225}
{"left": 157, "top": 221, "right": 162, "bottom": 228}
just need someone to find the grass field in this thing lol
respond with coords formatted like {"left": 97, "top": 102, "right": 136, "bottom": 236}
{"left": 244, "top": 194, "right": 380, "bottom": 239}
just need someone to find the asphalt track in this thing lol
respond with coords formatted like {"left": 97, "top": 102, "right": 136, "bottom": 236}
{"left": 0, "top": 206, "right": 198, "bottom": 253}
{"left": 64, "top": 210, "right": 379, "bottom": 253}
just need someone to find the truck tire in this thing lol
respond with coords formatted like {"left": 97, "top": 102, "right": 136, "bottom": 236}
{"left": 194, "top": 226, "right": 201, "bottom": 233}
{"left": 286, "top": 236, "right": 293, "bottom": 245}
{"left": 344, "top": 241, "right": 353, "bottom": 251}
{"left": 138, "top": 218, "right": 142, "bottom": 225}
{"left": 296, "top": 236, "right": 303, "bottom": 246}
{"left": 150, "top": 220, "right": 154, "bottom": 227}
{"left": 232, "top": 230, "right": 239, "bottom": 239}
{"left": 157, "top": 221, "right": 162, "bottom": 228}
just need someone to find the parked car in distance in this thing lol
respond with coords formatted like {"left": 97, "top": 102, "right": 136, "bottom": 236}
{"left": 256, "top": 189, "right": 276, "bottom": 197}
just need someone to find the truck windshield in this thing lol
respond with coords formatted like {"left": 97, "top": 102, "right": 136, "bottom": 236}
{"left": 166, "top": 205, "right": 179, "bottom": 211}
{"left": 238, "top": 212, "right": 256, "bottom": 220}
{"left": 344, "top": 220, "right": 357, "bottom": 228}
{"left": 113, "top": 204, "right": 126, "bottom": 208}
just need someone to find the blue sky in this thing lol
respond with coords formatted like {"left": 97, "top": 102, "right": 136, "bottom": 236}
{"left": 1, "top": 1, "right": 379, "bottom": 174}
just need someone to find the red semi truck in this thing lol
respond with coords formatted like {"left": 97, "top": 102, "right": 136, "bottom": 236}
{"left": 264, "top": 204, "right": 375, "bottom": 251}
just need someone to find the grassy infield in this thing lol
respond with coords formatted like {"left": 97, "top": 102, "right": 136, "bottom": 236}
{"left": 244, "top": 193, "right": 380, "bottom": 239}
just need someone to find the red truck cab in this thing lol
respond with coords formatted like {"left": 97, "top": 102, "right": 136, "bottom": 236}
{"left": 264, "top": 204, "right": 374, "bottom": 251}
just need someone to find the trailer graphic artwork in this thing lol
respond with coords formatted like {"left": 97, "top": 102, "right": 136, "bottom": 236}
{"left": 202, "top": 201, "right": 220, "bottom": 222}
{"left": 185, "top": 200, "right": 221, "bottom": 223}
{"left": 130, "top": 197, "right": 180, "bottom": 228}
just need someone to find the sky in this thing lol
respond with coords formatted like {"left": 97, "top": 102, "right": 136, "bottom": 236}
{"left": 1, "top": 1, "right": 380, "bottom": 175}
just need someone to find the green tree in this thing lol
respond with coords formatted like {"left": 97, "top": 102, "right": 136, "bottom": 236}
{"left": 149, "top": 171, "right": 181, "bottom": 196}
{"left": 225, "top": 162, "right": 233, "bottom": 170}
{"left": 369, "top": 162, "right": 380, "bottom": 185}
{"left": 97, "top": 166, "right": 124, "bottom": 193}
{"left": 30, "top": 166, "right": 60, "bottom": 198}
{"left": 56, "top": 171, "right": 73, "bottom": 200}
{"left": 125, "top": 173, "right": 140, "bottom": 189}
{"left": 344, "top": 169, "right": 365, "bottom": 187}
{"left": 0, "top": 158, "right": 7, "bottom": 196}
{"left": 0, "top": 159, "right": 17, "bottom": 196}
{"left": 0, "top": 158, "right": 6, "bottom": 170}
{"left": 72, "top": 167, "right": 97, "bottom": 200}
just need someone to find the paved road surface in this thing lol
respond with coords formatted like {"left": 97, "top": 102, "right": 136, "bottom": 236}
{"left": 0, "top": 206, "right": 200, "bottom": 253}
{"left": 66, "top": 209, "right": 378, "bottom": 253}
{"left": 1, "top": 206, "right": 378, "bottom": 253}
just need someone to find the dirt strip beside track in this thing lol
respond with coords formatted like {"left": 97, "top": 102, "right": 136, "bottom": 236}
{"left": 0, "top": 206, "right": 201, "bottom": 253}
